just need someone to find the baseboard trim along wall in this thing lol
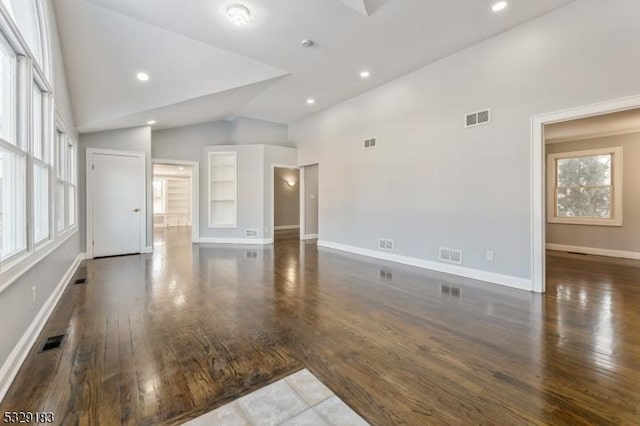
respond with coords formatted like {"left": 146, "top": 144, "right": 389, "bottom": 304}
{"left": 317, "top": 240, "right": 532, "bottom": 291}
{"left": 199, "top": 237, "right": 272, "bottom": 245}
{"left": 0, "top": 252, "right": 85, "bottom": 402}
{"left": 274, "top": 225, "right": 300, "bottom": 231}
{"left": 301, "top": 234, "right": 318, "bottom": 240}
{"left": 141, "top": 246, "right": 154, "bottom": 254}
{"left": 546, "top": 243, "right": 640, "bottom": 260}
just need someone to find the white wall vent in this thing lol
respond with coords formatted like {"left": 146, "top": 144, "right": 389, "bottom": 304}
{"left": 378, "top": 238, "right": 394, "bottom": 251}
{"left": 465, "top": 109, "right": 491, "bottom": 128}
{"left": 245, "top": 229, "right": 259, "bottom": 238}
{"left": 364, "top": 138, "right": 377, "bottom": 149}
{"left": 439, "top": 247, "right": 463, "bottom": 265}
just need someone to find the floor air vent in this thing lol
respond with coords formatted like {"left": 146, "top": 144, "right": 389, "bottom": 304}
{"left": 245, "top": 229, "right": 259, "bottom": 238}
{"left": 439, "top": 247, "right": 463, "bottom": 265}
{"left": 40, "top": 335, "right": 65, "bottom": 353}
{"left": 74, "top": 278, "right": 87, "bottom": 285}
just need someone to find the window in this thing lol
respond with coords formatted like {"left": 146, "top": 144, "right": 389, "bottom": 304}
{"left": 0, "top": 32, "right": 25, "bottom": 262}
{"left": 547, "top": 147, "right": 623, "bottom": 226}
{"left": 153, "top": 180, "right": 165, "bottom": 214}
{"left": 54, "top": 122, "right": 77, "bottom": 233}
{"left": 32, "top": 82, "right": 51, "bottom": 244}
{"left": 2, "top": 0, "right": 49, "bottom": 78}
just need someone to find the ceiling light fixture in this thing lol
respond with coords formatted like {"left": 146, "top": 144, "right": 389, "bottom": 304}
{"left": 306, "top": 98, "right": 315, "bottom": 105}
{"left": 226, "top": 4, "right": 251, "bottom": 25}
{"left": 492, "top": 1, "right": 508, "bottom": 12}
{"left": 137, "top": 72, "right": 150, "bottom": 82}
{"left": 147, "top": 120, "right": 157, "bottom": 125}
{"left": 360, "top": 70, "right": 371, "bottom": 78}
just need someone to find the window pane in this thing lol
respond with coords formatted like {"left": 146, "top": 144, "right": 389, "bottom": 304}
{"left": 67, "top": 142, "right": 75, "bottom": 184}
{"left": 56, "top": 131, "right": 66, "bottom": 180}
{"left": 0, "top": 36, "right": 16, "bottom": 145}
{"left": 56, "top": 180, "right": 64, "bottom": 232}
{"left": 557, "top": 155, "right": 611, "bottom": 187}
{"left": 33, "top": 162, "right": 49, "bottom": 242}
{"left": 68, "top": 184, "right": 75, "bottom": 226}
{"left": 0, "top": 147, "right": 26, "bottom": 259}
{"left": 7, "top": 0, "right": 43, "bottom": 68}
{"left": 557, "top": 187, "right": 611, "bottom": 218}
{"left": 153, "top": 180, "right": 164, "bottom": 213}
{"left": 32, "top": 86, "right": 43, "bottom": 160}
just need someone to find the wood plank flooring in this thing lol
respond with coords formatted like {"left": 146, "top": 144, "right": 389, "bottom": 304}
{"left": 2, "top": 229, "right": 639, "bottom": 425}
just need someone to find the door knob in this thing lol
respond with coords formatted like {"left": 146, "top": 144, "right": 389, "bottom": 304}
{"left": 133, "top": 208, "right": 140, "bottom": 212}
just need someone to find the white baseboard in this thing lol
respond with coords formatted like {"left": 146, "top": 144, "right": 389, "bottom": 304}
{"left": 274, "top": 225, "right": 300, "bottom": 231}
{"left": 317, "top": 240, "right": 532, "bottom": 292}
{"left": 301, "top": 234, "right": 318, "bottom": 240}
{"left": 141, "top": 246, "right": 154, "bottom": 254}
{"left": 0, "top": 252, "right": 85, "bottom": 402}
{"left": 546, "top": 243, "right": 640, "bottom": 260}
{"left": 199, "top": 237, "right": 271, "bottom": 245}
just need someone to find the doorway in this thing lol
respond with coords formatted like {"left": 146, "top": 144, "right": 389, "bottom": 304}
{"left": 86, "top": 148, "right": 146, "bottom": 258}
{"left": 152, "top": 160, "right": 199, "bottom": 247}
{"left": 532, "top": 94, "right": 640, "bottom": 293}
{"left": 300, "top": 164, "right": 319, "bottom": 240}
{"left": 273, "top": 166, "right": 300, "bottom": 242}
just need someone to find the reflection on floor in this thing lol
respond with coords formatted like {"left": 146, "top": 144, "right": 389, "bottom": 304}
{"left": 2, "top": 232, "right": 639, "bottom": 425}
{"left": 274, "top": 228, "right": 300, "bottom": 242}
{"left": 185, "top": 369, "right": 368, "bottom": 426}
{"left": 154, "top": 226, "right": 192, "bottom": 248}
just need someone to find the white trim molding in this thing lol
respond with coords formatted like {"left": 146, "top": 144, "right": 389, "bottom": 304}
{"left": 317, "top": 240, "right": 532, "bottom": 292}
{"left": 301, "top": 234, "right": 318, "bottom": 240}
{"left": 199, "top": 237, "right": 272, "bottom": 245}
{"left": 274, "top": 225, "right": 300, "bottom": 231}
{"left": 546, "top": 244, "right": 640, "bottom": 260}
{"left": 0, "top": 252, "right": 85, "bottom": 402}
{"left": 531, "top": 93, "right": 640, "bottom": 294}
{"left": 141, "top": 246, "right": 154, "bottom": 254}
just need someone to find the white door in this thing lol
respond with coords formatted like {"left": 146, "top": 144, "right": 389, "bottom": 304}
{"left": 92, "top": 152, "right": 144, "bottom": 257}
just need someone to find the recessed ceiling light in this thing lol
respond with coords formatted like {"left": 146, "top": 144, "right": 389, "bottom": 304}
{"left": 492, "top": 1, "right": 508, "bottom": 12}
{"left": 147, "top": 120, "right": 156, "bottom": 125}
{"left": 360, "top": 71, "right": 371, "bottom": 78}
{"left": 226, "top": 4, "right": 251, "bottom": 25}
{"left": 137, "top": 72, "right": 150, "bottom": 82}
{"left": 306, "top": 98, "right": 315, "bottom": 105}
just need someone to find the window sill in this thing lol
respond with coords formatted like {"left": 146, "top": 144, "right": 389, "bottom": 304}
{"left": 548, "top": 217, "right": 623, "bottom": 227}
{"left": 0, "top": 229, "right": 79, "bottom": 295}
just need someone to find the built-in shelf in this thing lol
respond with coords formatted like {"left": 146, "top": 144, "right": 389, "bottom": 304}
{"left": 209, "top": 152, "right": 237, "bottom": 228}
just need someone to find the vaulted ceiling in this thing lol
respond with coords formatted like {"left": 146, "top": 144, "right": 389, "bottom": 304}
{"left": 54, "top": 0, "right": 575, "bottom": 133}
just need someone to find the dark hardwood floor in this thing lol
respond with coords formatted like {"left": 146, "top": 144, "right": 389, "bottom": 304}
{"left": 2, "top": 229, "right": 639, "bottom": 425}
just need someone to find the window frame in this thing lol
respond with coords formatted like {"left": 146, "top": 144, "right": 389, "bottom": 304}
{"left": 547, "top": 146, "right": 623, "bottom": 227}
{"left": 0, "top": 1, "right": 78, "bottom": 291}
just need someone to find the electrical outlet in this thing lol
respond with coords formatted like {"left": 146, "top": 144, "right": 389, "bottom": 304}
{"left": 32, "top": 286, "right": 37, "bottom": 306}
{"left": 486, "top": 250, "right": 494, "bottom": 262}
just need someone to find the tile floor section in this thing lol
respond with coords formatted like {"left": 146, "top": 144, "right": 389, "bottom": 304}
{"left": 183, "top": 369, "right": 369, "bottom": 426}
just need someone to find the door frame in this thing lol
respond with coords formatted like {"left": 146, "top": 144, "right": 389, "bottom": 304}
{"left": 86, "top": 148, "right": 147, "bottom": 259}
{"left": 531, "top": 94, "right": 640, "bottom": 293}
{"left": 152, "top": 158, "right": 200, "bottom": 243}
{"left": 271, "top": 164, "right": 301, "bottom": 244}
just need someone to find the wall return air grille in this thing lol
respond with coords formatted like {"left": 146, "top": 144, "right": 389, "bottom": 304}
{"left": 465, "top": 109, "right": 491, "bottom": 128}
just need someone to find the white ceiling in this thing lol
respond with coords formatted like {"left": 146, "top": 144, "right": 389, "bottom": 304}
{"left": 54, "top": 0, "right": 575, "bottom": 133}
{"left": 545, "top": 108, "right": 640, "bottom": 144}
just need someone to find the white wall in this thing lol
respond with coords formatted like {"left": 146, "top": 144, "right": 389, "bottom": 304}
{"left": 79, "top": 126, "right": 153, "bottom": 250}
{"left": 546, "top": 132, "right": 640, "bottom": 254}
{"left": 152, "top": 121, "right": 232, "bottom": 160}
{"left": 289, "top": 0, "right": 640, "bottom": 286}
{"left": 0, "top": 1, "right": 81, "bottom": 399}
{"left": 231, "top": 117, "right": 291, "bottom": 146}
